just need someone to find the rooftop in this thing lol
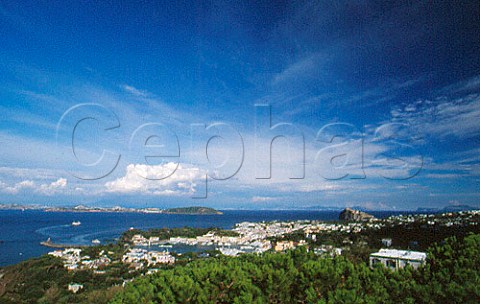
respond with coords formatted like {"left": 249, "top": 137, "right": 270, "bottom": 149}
{"left": 370, "top": 249, "right": 426, "bottom": 261}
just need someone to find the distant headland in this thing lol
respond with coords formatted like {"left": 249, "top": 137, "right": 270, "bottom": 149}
{"left": 0, "top": 204, "right": 222, "bottom": 215}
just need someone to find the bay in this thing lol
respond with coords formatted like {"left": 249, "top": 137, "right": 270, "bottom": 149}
{"left": 0, "top": 209, "right": 402, "bottom": 266}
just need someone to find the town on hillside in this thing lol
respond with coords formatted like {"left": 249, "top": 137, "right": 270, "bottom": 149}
{"left": 35, "top": 209, "right": 480, "bottom": 292}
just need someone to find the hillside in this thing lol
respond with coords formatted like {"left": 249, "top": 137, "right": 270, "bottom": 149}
{"left": 112, "top": 234, "right": 480, "bottom": 303}
{"left": 0, "top": 255, "right": 122, "bottom": 303}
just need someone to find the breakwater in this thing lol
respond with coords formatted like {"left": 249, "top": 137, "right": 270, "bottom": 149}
{"left": 40, "top": 239, "right": 90, "bottom": 249}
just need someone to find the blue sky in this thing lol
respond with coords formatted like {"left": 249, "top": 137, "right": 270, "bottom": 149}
{"left": 0, "top": 1, "right": 479, "bottom": 210}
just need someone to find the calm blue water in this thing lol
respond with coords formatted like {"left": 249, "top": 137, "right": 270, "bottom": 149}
{"left": 0, "top": 209, "right": 402, "bottom": 266}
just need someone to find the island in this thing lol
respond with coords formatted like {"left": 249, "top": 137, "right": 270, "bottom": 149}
{"left": 162, "top": 206, "right": 223, "bottom": 215}
{"left": 339, "top": 208, "right": 375, "bottom": 221}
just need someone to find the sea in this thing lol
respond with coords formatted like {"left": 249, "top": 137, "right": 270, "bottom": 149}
{"left": 0, "top": 209, "right": 405, "bottom": 267}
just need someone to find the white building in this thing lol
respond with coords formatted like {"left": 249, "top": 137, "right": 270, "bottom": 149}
{"left": 369, "top": 249, "right": 426, "bottom": 270}
{"left": 381, "top": 238, "right": 392, "bottom": 247}
{"left": 68, "top": 283, "right": 83, "bottom": 293}
{"left": 219, "top": 247, "right": 242, "bottom": 256}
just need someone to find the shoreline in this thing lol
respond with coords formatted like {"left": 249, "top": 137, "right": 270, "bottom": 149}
{"left": 0, "top": 206, "right": 225, "bottom": 215}
{"left": 40, "top": 239, "right": 91, "bottom": 249}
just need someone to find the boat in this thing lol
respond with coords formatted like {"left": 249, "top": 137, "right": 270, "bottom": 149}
{"left": 71, "top": 221, "right": 81, "bottom": 226}
{"left": 91, "top": 239, "right": 101, "bottom": 244}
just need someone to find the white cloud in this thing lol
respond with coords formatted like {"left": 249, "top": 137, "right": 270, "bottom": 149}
{"left": 2, "top": 180, "right": 35, "bottom": 194}
{"left": 252, "top": 196, "right": 275, "bottom": 202}
{"left": 105, "top": 162, "right": 203, "bottom": 195}
{"left": 39, "top": 178, "right": 67, "bottom": 195}
{"left": 0, "top": 178, "right": 67, "bottom": 195}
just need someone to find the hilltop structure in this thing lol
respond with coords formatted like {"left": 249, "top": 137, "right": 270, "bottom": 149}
{"left": 369, "top": 249, "right": 427, "bottom": 270}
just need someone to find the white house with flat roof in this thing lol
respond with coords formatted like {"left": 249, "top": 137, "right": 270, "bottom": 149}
{"left": 370, "top": 249, "right": 426, "bottom": 270}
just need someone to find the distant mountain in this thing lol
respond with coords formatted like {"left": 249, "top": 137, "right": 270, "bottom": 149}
{"left": 416, "top": 205, "right": 478, "bottom": 213}
{"left": 300, "top": 206, "right": 343, "bottom": 211}
{"left": 348, "top": 206, "right": 375, "bottom": 212}
{"left": 441, "top": 205, "right": 478, "bottom": 212}
{"left": 339, "top": 208, "right": 375, "bottom": 221}
{"left": 416, "top": 207, "right": 440, "bottom": 213}
{"left": 163, "top": 206, "right": 223, "bottom": 215}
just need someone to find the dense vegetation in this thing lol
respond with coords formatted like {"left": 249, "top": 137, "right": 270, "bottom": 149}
{"left": 0, "top": 227, "right": 239, "bottom": 303}
{"left": 1, "top": 219, "right": 478, "bottom": 304}
{"left": 268, "top": 216, "right": 480, "bottom": 264}
{"left": 0, "top": 254, "right": 125, "bottom": 304}
{"left": 112, "top": 233, "right": 480, "bottom": 304}
{"left": 0, "top": 241, "right": 148, "bottom": 304}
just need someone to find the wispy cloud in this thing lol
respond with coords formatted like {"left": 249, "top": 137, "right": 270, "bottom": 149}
{"left": 389, "top": 93, "right": 480, "bottom": 139}
{"left": 441, "top": 75, "right": 480, "bottom": 94}
{"left": 121, "top": 84, "right": 149, "bottom": 98}
{"left": 251, "top": 196, "right": 275, "bottom": 202}
{"left": 271, "top": 53, "right": 326, "bottom": 87}
{"left": 425, "top": 173, "right": 467, "bottom": 179}
{"left": 347, "top": 77, "right": 424, "bottom": 108}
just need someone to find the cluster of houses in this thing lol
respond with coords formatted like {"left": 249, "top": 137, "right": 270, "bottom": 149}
{"left": 49, "top": 246, "right": 175, "bottom": 293}
{"left": 48, "top": 246, "right": 175, "bottom": 273}
{"left": 383, "top": 210, "right": 480, "bottom": 228}
{"left": 48, "top": 248, "right": 111, "bottom": 271}
{"left": 122, "top": 248, "right": 175, "bottom": 269}
{"left": 233, "top": 221, "right": 307, "bottom": 239}
{"left": 130, "top": 229, "right": 273, "bottom": 257}
{"left": 166, "top": 221, "right": 312, "bottom": 255}
{"left": 304, "top": 221, "right": 382, "bottom": 240}
{"left": 127, "top": 218, "right": 426, "bottom": 259}
{"left": 51, "top": 209, "right": 480, "bottom": 295}
{"left": 128, "top": 221, "right": 318, "bottom": 257}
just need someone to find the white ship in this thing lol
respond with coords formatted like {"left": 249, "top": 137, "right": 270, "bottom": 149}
{"left": 91, "top": 239, "right": 101, "bottom": 244}
{"left": 71, "top": 221, "right": 81, "bottom": 226}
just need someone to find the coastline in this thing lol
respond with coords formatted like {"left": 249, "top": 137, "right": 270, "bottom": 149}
{"left": 40, "top": 239, "right": 91, "bottom": 249}
{"left": 0, "top": 205, "right": 224, "bottom": 215}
